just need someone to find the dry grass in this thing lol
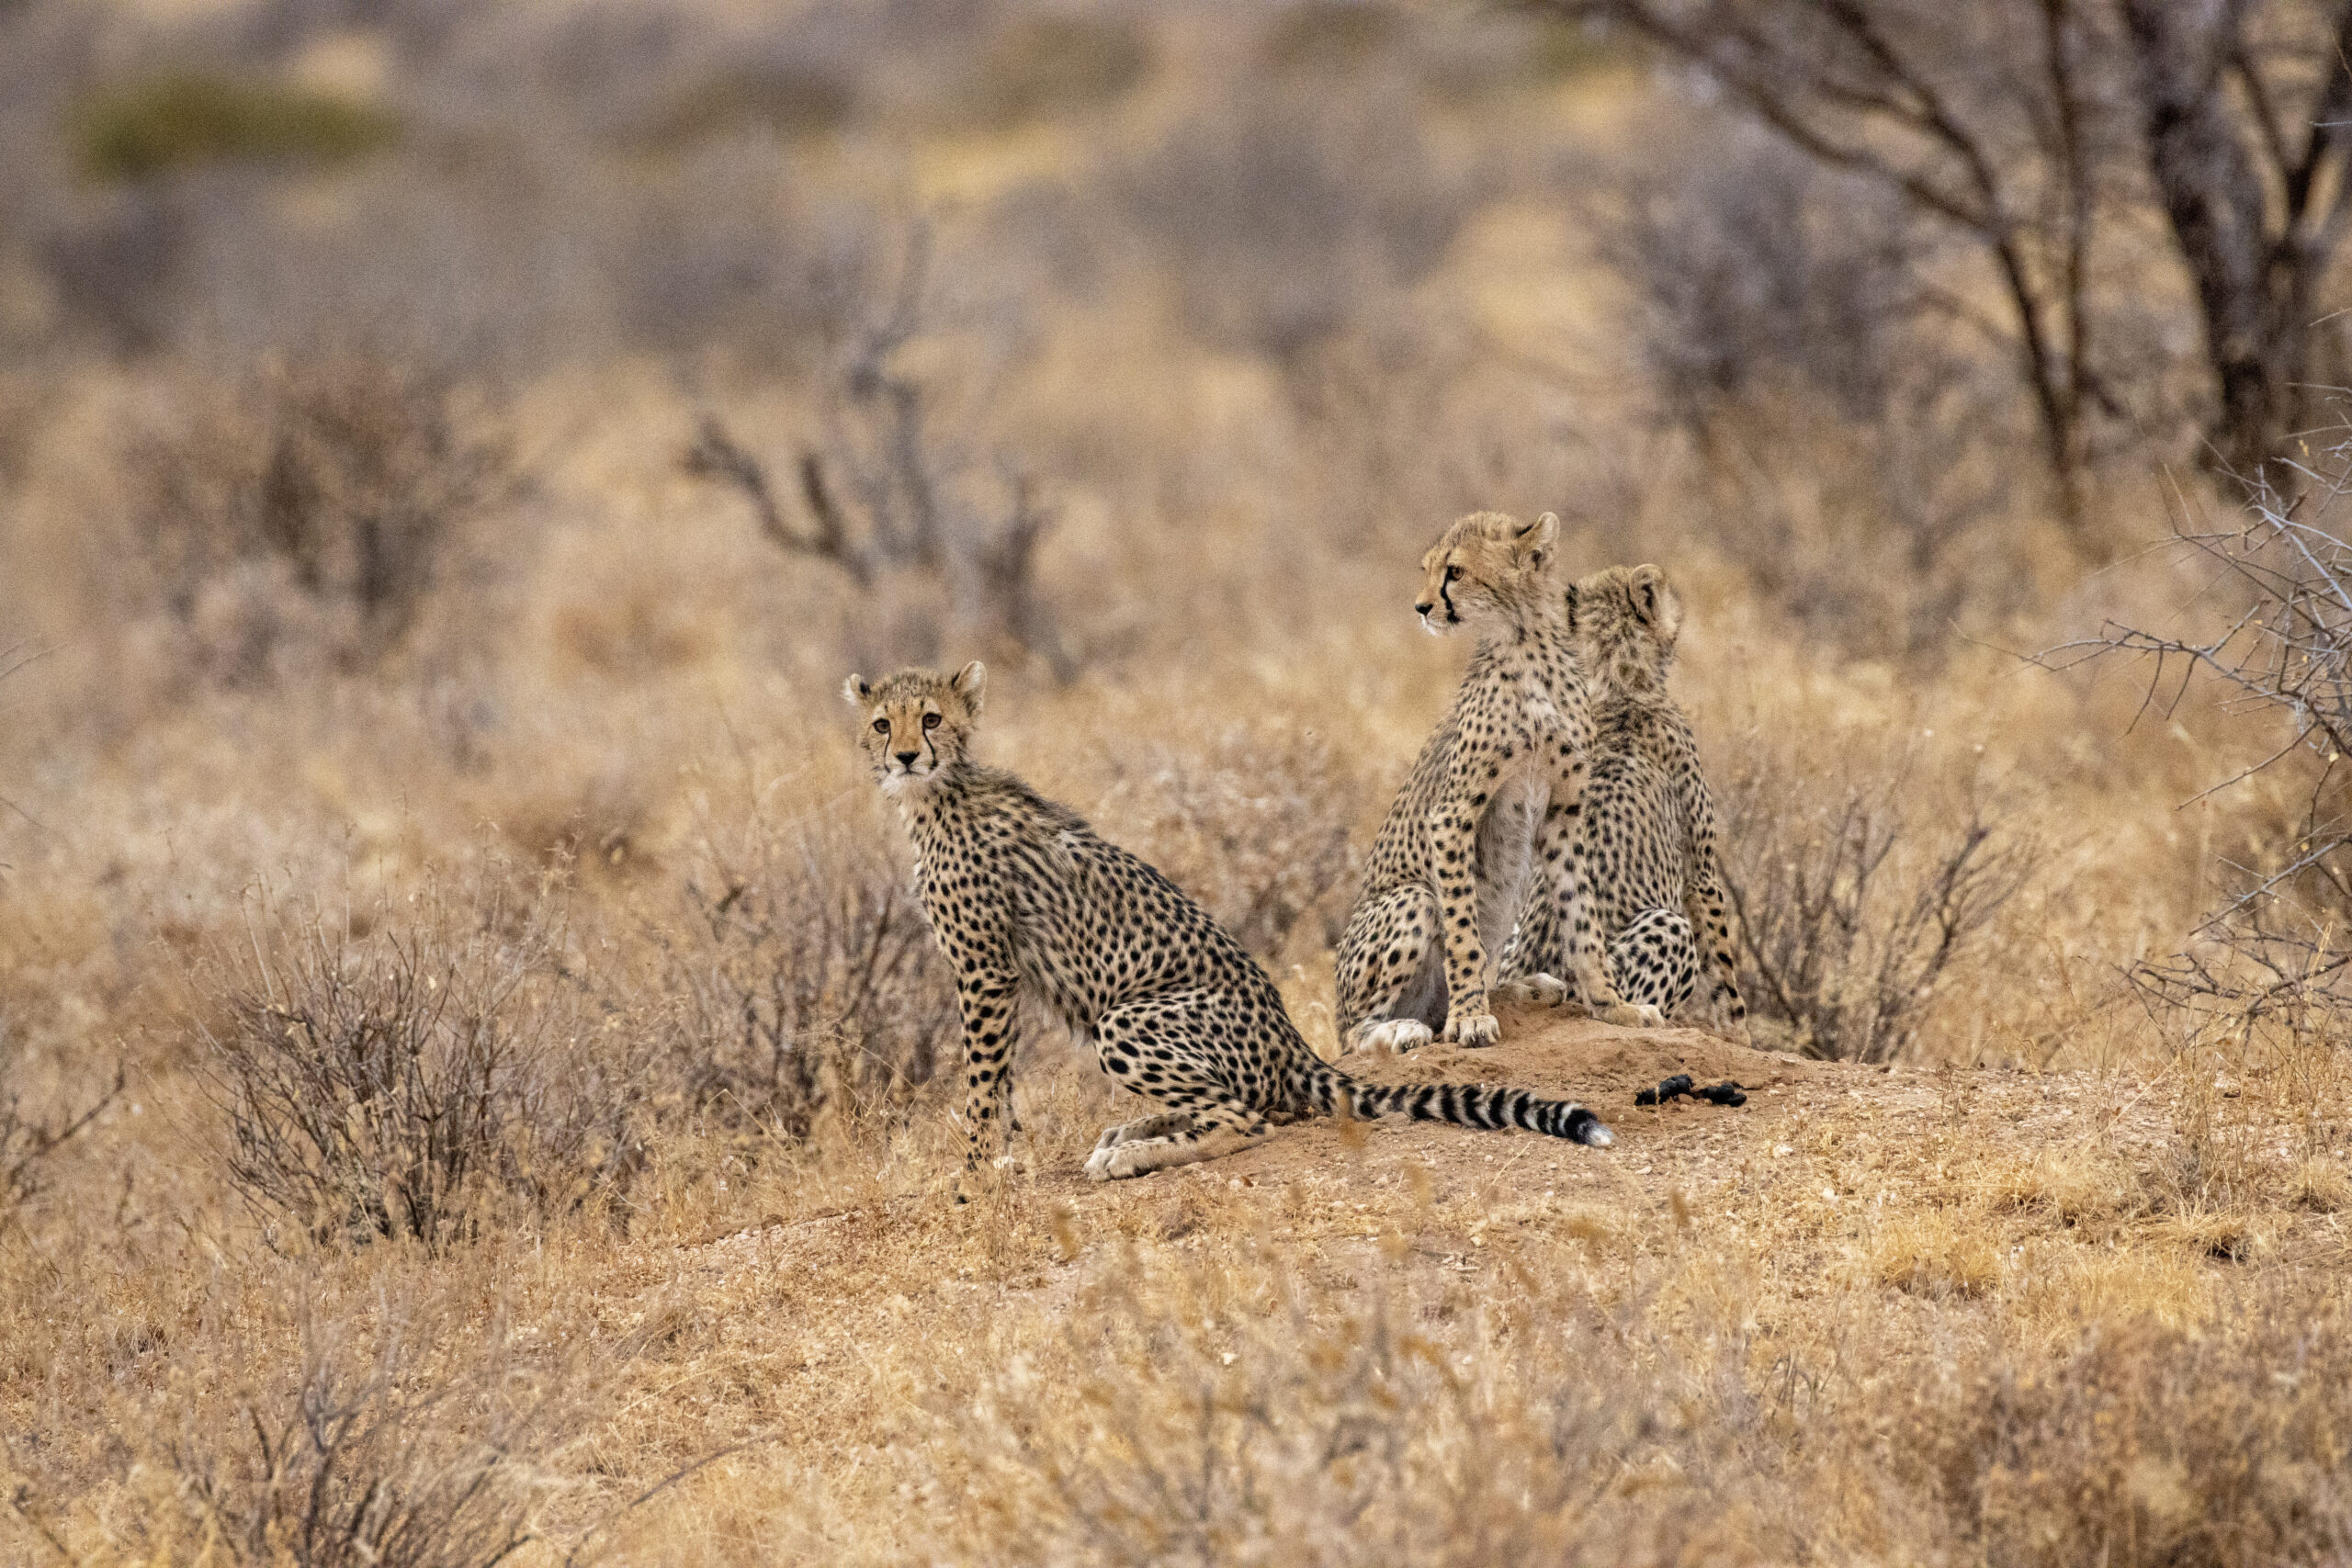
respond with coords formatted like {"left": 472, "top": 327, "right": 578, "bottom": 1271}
{"left": 1, "top": 1, "right": 2348, "bottom": 1562}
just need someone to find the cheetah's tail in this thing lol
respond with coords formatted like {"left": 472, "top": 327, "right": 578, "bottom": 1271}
{"left": 1298, "top": 1062, "right": 1613, "bottom": 1147}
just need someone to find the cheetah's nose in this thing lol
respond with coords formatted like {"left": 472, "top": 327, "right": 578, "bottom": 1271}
{"left": 1413, "top": 602, "right": 1434, "bottom": 617}
{"left": 895, "top": 750, "right": 920, "bottom": 766}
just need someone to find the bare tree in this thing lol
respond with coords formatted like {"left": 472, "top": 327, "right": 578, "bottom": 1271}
{"left": 2119, "top": 2, "right": 2352, "bottom": 491}
{"left": 1541, "top": 0, "right": 2117, "bottom": 533}
{"left": 681, "top": 222, "right": 1074, "bottom": 679}
{"left": 1543, "top": 0, "right": 2352, "bottom": 523}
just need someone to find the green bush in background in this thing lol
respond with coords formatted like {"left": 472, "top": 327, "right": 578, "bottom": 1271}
{"left": 74, "top": 73, "right": 398, "bottom": 182}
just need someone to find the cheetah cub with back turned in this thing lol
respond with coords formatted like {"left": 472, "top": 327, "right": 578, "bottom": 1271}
{"left": 1501, "top": 564, "right": 1748, "bottom": 1039}
{"left": 1335, "top": 511, "right": 1659, "bottom": 1055}
{"left": 846, "top": 661, "right": 1619, "bottom": 1195}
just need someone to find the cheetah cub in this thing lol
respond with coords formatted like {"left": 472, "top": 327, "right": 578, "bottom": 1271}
{"left": 1335, "top": 511, "right": 1658, "bottom": 1055}
{"left": 847, "top": 661, "right": 1618, "bottom": 1193}
{"left": 1501, "top": 564, "right": 1748, "bottom": 1039}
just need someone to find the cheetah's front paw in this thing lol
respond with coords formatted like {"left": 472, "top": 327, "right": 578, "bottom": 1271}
{"left": 1085, "top": 1140, "right": 1169, "bottom": 1180}
{"left": 1442, "top": 1007, "right": 1501, "bottom": 1047}
{"left": 1353, "top": 1018, "right": 1434, "bottom": 1055}
{"left": 1595, "top": 1000, "right": 1667, "bottom": 1029}
{"left": 1493, "top": 973, "right": 1569, "bottom": 1007}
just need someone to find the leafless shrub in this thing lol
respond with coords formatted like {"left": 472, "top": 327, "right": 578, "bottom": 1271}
{"left": 1261, "top": 1, "right": 1408, "bottom": 73}
{"left": 125, "top": 1309, "right": 571, "bottom": 1568}
{"left": 1611, "top": 130, "right": 1940, "bottom": 434}
{"left": 1114, "top": 92, "right": 1479, "bottom": 365}
{"left": 1720, "top": 741, "right": 2035, "bottom": 1062}
{"left": 1088, "top": 719, "right": 1364, "bottom": 959}
{"left": 129, "top": 353, "right": 509, "bottom": 682}
{"left": 1919, "top": 1281, "right": 2352, "bottom": 1567}
{"left": 682, "top": 223, "right": 1071, "bottom": 677}
{"left": 0, "top": 1011, "right": 121, "bottom": 1218}
{"left": 603, "top": 147, "right": 865, "bottom": 364}
{"left": 2051, "top": 426, "right": 2352, "bottom": 1049}
{"left": 37, "top": 187, "right": 187, "bottom": 355}
{"left": 957, "top": 12, "right": 1152, "bottom": 130}
{"left": 662, "top": 813, "right": 957, "bottom": 1145}
{"left": 193, "top": 885, "right": 648, "bottom": 1248}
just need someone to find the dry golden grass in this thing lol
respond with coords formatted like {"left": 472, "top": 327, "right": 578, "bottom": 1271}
{"left": 2, "top": 3, "right": 2350, "bottom": 1563}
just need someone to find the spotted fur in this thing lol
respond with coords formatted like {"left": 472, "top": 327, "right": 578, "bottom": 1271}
{"left": 1334, "top": 511, "right": 1658, "bottom": 1056}
{"left": 1502, "top": 564, "right": 1748, "bottom": 1038}
{"left": 845, "top": 661, "right": 1616, "bottom": 1190}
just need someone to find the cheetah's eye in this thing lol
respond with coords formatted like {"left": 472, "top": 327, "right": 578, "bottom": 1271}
{"left": 922, "top": 711, "right": 941, "bottom": 730}
{"left": 1445, "top": 565, "right": 1463, "bottom": 582}
{"left": 872, "top": 717, "right": 889, "bottom": 735}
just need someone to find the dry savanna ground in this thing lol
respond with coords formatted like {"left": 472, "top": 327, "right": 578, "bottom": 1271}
{"left": 3, "top": 1, "right": 2352, "bottom": 1563}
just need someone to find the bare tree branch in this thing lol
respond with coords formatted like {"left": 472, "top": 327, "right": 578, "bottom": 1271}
{"left": 680, "top": 416, "right": 874, "bottom": 586}
{"left": 1, "top": 1052, "right": 123, "bottom": 1214}
{"left": 676, "top": 220, "right": 1073, "bottom": 679}
{"left": 2042, "top": 421, "right": 2352, "bottom": 1033}
{"left": 1546, "top": 0, "right": 2352, "bottom": 513}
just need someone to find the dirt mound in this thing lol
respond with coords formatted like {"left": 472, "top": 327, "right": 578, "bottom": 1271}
{"left": 1091, "top": 1002, "right": 1875, "bottom": 1192}
{"left": 1338, "top": 1000, "right": 1842, "bottom": 1113}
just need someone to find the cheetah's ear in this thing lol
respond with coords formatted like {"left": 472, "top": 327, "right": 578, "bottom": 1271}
{"left": 950, "top": 660, "right": 987, "bottom": 715}
{"left": 1516, "top": 511, "right": 1560, "bottom": 570}
{"left": 1631, "top": 564, "right": 1684, "bottom": 648}
{"left": 842, "top": 673, "right": 873, "bottom": 708}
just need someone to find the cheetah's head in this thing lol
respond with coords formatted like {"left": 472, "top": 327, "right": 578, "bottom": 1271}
{"left": 842, "top": 661, "right": 985, "bottom": 794}
{"left": 1566, "top": 563, "right": 1683, "bottom": 697}
{"left": 1414, "top": 511, "right": 1560, "bottom": 636}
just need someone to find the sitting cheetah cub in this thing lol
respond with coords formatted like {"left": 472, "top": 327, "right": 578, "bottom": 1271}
{"left": 1335, "top": 511, "right": 1659, "bottom": 1056}
{"left": 1502, "top": 564, "right": 1748, "bottom": 1039}
{"left": 846, "top": 661, "right": 1618, "bottom": 1194}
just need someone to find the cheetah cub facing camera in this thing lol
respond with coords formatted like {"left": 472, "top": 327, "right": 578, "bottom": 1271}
{"left": 1501, "top": 564, "right": 1749, "bottom": 1040}
{"left": 846, "top": 660, "right": 1618, "bottom": 1194}
{"left": 1335, "top": 511, "right": 1660, "bottom": 1055}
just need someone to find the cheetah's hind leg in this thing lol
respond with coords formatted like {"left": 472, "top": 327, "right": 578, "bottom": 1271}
{"left": 1081, "top": 992, "right": 1276, "bottom": 1179}
{"left": 1492, "top": 972, "right": 1569, "bottom": 1008}
{"left": 1334, "top": 886, "right": 1446, "bottom": 1054}
{"left": 1086, "top": 1105, "right": 1272, "bottom": 1180}
{"left": 1611, "top": 909, "right": 1699, "bottom": 1021}
{"left": 1091, "top": 1110, "right": 1191, "bottom": 1156}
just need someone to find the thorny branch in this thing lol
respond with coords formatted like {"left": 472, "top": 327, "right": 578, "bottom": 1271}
{"left": 2041, "top": 427, "right": 2352, "bottom": 1032}
{"left": 2, "top": 1056, "right": 124, "bottom": 1213}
